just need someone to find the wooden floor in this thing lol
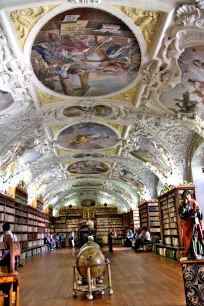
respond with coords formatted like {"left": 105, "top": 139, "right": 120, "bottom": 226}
{"left": 19, "top": 246, "right": 186, "bottom": 306}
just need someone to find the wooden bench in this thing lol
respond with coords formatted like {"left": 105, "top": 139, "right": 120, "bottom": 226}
{"left": 155, "top": 244, "right": 184, "bottom": 261}
{"left": 21, "top": 244, "right": 49, "bottom": 260}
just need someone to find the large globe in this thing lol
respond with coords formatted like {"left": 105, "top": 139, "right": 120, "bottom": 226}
{"left": 76, "top": 246, "right": 106, "bottom": 280}
{"left": 80, "top": 241, "right": 100, "bottom": 250}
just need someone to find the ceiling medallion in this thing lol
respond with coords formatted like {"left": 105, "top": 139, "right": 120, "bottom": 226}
{"left": 67, "top": 160, "right": 109, "bottom": 174}
{"left": 55, "top": 122, "right": 119, "bottom": 150}
{"left": 31, "top": 8, "right": 141, "bottom": 98}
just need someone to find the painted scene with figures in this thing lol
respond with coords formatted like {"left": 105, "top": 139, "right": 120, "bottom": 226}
{"left": 31, "top": 8, "right": 141, "bottom": 97}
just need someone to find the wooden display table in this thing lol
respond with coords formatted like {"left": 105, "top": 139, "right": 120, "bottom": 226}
{"left": 180, "top": 258, "right": 204, "bottom": 306}
{"left": 0, "top": 271, "right": 20, "bottom": 306}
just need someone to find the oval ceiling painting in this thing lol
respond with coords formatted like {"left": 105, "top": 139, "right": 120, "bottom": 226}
{"left": 31, "top": 8, "right": 141, "bottom": 97}
{"left": 68, "top": 160, "right": 109, "bottom": 174}
{"left": 56, "top": 122, "right": 119, "bottom": 150}
{"left": 63, "top": 105, "right": 112, "bottom": 117}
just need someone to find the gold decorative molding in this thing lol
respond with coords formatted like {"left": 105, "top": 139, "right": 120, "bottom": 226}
{"left": 177, "top": 181, "right": 195, "bottom": 188}
{"left": 37, "top": 194, "right": 43, "bottom": 202}
{"left": 103, "top": 147, "right": 118, "bottom": 154}
{"left": 109, "top": 123, "right": 124, "bottom": 135}
{"left": 159, "top": 181, "right": 195, "bottom": 195}
{"left": 57, "top": 147, "right": 71, "bottom": 154}
{"left": 10, "top": 5, "right": 58, "bottom": 48}
{"left": 112, "top": 5, "right": 160, "bottom": 48}
{"left": 139, "top": 199, "right": 158, "bottom": 205}
{"left": 51, "top": 124, "right": 67, "bottom": 137}
{"left": 37, "top": 89, "right": 64, "bottom": 105}
{"left": 17, "top": 180, "right": 27, "bottom": 192}
{"left": 108, "top": 86, "right": 137, "bottom": 105}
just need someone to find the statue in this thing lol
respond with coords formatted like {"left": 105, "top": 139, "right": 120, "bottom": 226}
{"left": 179, "top": 190, "right": 203, "bottom": 259}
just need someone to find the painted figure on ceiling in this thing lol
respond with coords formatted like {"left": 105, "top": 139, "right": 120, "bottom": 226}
{"left": 31, "top": 8, "right": 141, "bottom": 97}
{"left": 0, "top": 143, "right": 26, "bottom": 182}
{"left": 188, "top": 79, "right": 204, "bottom": 105}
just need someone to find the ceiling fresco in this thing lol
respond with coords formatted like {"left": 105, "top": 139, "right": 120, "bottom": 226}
{"left": 55, "top": 122, "right": 119, "bottom": 150}
{"left": 67, "top": 160, "right": 109, "bottom": 174}
{"left": 119, "top": 168, "right": 145, "bottom": 188}
{"left": 160, "top": 46, "right": 204, "bottom": 119}
{"left": 0, "top": 139, "right": 43, "bottom": 183}
{"left": 0, "top": 0, "right": 203, "bottom": 213}
{"left": 31, "top": 8, "right": 141, "bottom": 97}
{"left": 130, "top": 137, "right": 171, "bottom": 178}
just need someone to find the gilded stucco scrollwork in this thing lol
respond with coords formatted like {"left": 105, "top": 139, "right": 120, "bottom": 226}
{"left": 37, "top": 90, "right": 64, "bottom": 105}
{"left": 10, "top": 5, "right": 58, "bottom": 48}
{"left": 107, "top": 86, "right": 138, "bottom": 105}
{"left": 113, "top": 6, "right": 160, "bottom": 47}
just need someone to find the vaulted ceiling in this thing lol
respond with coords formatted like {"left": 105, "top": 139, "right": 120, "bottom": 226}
{"left": 0, "top": 0, "right": 203, "bottom": 214}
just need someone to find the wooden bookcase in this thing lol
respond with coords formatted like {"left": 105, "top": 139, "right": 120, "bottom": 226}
{"left": 54, "top": 207, "right": 123, "bottom": 245}
{"left": 7, "top": 187, "right": 28, "bottom": 206}
{"left": 156, "top": 186, "right": 195, "bottom": 261}
{"left": 0, "top": 192, "right": 51, "bottom": 259}
{"left": 32, "top": 199, "right": 44, "bottom": 212}
{"left": 122, "top": 213, "right": 129, "bottom": 230}
{"left": 55, "top": 208, "right": 83, "bottom": 237}
{"left": 129, "top": 209, "right": 140, "bottom": 230}
{"left": 139, "top": 201, "right": 160, "bottom": 240}
{"left": 96, "top": 215, "right": 123, "bottom": 244}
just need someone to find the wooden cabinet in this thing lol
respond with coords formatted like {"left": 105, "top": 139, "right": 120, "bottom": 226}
{"left": 139, "top": 201, "right": 160, "bottom": 240}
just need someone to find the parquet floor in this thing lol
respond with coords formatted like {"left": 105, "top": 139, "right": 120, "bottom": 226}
{"left": 19, "top": 246, "right": 186, "bottom": 306}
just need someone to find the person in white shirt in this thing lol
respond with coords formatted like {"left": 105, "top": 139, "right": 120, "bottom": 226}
{"left": 70, "top": 232, "right": 75, "bottom": 248}
{"left": 144, "top": 229, "right": 151, "bottom": 242}
{"left": 1, "top": 223, "right": 23, "bottom": 267}
{"left": 134, "top": 227, "right": 151, "bottom": 251}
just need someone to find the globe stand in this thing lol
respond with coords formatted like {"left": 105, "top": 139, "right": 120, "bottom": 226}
{"left": 72, "top": 261, "right": 113, "bottom": 300}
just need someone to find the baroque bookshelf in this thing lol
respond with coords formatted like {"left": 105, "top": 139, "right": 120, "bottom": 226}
{"left": 129, "top": 208, "right": 140, "bottom": 230}
{"left": 54, "top": 207, "right": 123, "bottom": 244}
{"left": 156, "top": 186, "right": 196, "bottom": 261}
{"left": 139, "top": 201, "right": 160, "bottom": 240}
{"left": 0, "top": 191, "right": 50, "bottom": 259}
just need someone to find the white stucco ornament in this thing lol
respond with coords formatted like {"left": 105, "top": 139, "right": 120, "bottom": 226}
{"left": 0, "top": 25, "right": 32, "bottom": 114}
